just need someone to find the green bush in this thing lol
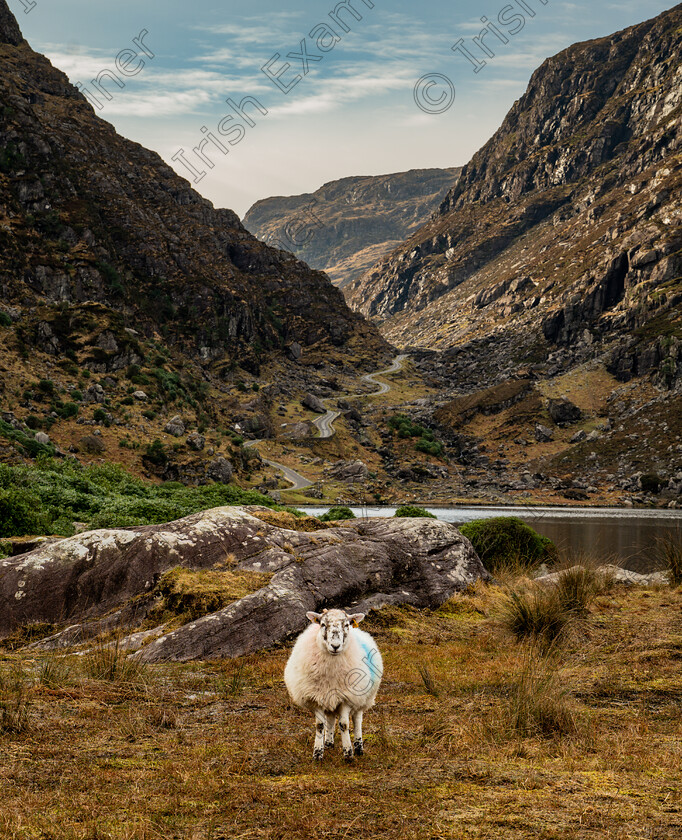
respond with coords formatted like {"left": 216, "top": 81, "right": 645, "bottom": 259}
{"left": 458, "top": 517, "right": 555, "bottom": 574}
{"left": 640, "top": 473, "right": 663, "bottom": 494}
{"left": 0, "top": 459, "right": 289, "bottom": 536}
{"left": 394, "top": 505, "right": 437, "bottom": 519}
{"left": 0, "top": 487, "right": 48, "bottom": 537}
{"left": 0, "top": 311, "right": 12, "bottom": 328}
{"left": 58, "top": 402, "right": 79, "bottom": 419}
{"left": 144, "top": 439, "right": 167, "bottom": 466}
{"left": 319, "top": 506, "right": 356, "bottom": 522}
{"left": 415, "top": 439, "right": 444, "bottom": 457}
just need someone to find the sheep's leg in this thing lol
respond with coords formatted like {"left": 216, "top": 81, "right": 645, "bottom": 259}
{"left": 352, "top": 709, "right": 364, "bottom": 756}
{"left": 313, "top": 708, "right": 326, "bottom": 760}
{"left": 324, "top": 712, "right": 336, "bottom": 750}
{"left": 338, "top": 704, "right": 353, "bottom": 760}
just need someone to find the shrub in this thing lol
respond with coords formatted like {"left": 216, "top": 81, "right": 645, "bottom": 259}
{"left": 0, "top": 487, "right": 48, "bottom": 537}
{"left": 0, "top": 310, "right": 12, "bottom": 328}
{"left": 415, "top": 438, "right": 444, "bottom": 457}
{"left": 144, "top": 439, "right": 167, "bottom": 466}
{"left": 640, "top": 473, "right": 663, "bottom": 494}
{"left": 319, "top": 505, "right": 356, "bottom": 522}
{"left": 394, "top": 505, "right": 437, "bottom": 519}
{"left": 37, "top": 379, "right": 55, "bottom": 397}
{"left": 459, "top": 517, "right": 555, "bottom": 574}
{"left": 58, "top": 402, "right": 79, "bottom": 419}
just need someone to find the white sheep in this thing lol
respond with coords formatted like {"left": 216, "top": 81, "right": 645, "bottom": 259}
{"left": 284, "top": 608, "right": 383, "bottom": 760}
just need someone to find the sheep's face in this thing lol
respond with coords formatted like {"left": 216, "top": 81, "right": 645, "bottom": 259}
{"left": 306, "top": 609, "right": 365, "bottom": 656}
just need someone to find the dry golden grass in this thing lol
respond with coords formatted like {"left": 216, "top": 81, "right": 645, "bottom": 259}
{"left": 0, "top": 583, "right": 681, "bottom": 839}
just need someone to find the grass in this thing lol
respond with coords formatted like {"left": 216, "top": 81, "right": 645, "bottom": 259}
{"left": 0, "top": 583, "right": 681, "bottom": 838}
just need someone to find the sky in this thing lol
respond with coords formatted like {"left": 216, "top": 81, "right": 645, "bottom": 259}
{"left": 9, "top": 0, "right": 676, "bottom": 217}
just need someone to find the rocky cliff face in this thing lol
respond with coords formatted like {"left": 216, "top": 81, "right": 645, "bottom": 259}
{"left": 243, "top": 168, "right": 461, "bottom": 287}
{"left": 0, "top": 0, "right": 387, "bottom": 375}
{"left": 346, "top": 5, "right": 682, "bottom": 387}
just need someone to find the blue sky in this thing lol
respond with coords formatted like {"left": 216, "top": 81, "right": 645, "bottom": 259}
{"left": 10, "top": 0, "right": 675, "bottom": 216}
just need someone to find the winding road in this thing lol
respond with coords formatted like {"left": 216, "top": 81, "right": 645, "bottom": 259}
{"left": 247, "top": 354, "right": 407, "bottom": 491}
{"left": 312, "top": 354, "right": 407, "bottom": 439}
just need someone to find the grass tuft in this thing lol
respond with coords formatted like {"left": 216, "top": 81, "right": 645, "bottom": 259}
{"left": 501, "top": 587, "right": 571, "bottom": 646}
{"left": 555, "top": 565, "right": 599, "bottom": 615}
{"left": 506, "top": 645, "right": 581, "bottom": 739}
{"left": 417, "top": 662, "right": 440, "bottom": 697}
{"left": 0, "top": 665, "right": 32, "bottom": 734}
{"left": 655, "top": 530, "right": 682, "bottom": 586}
{"left": 39, "top": 654, "right": 74, "bottom": 690}
{"left": 82, "top": 637, "right": 147, "bottom": 684}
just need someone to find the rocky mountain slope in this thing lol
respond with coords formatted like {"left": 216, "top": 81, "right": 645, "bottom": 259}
{"left": 346, "top": 4, "right": 682, "bottom": 387}
{"left": 243, "top": 168, "right": 461, "bottom": 287}
{"left": 337, "top": 5, "right": 682, "bottom": 506}
{"left": 0, "top": 1, "right": 390, "bottom": 484}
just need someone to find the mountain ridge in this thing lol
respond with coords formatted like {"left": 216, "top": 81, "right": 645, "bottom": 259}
{"left": 243, "top": 167, "right": 461, "bottom": 287}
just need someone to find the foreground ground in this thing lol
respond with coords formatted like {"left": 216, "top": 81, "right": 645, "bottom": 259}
{"left": 1, "top": 579, "right": 680, "bottom": 839}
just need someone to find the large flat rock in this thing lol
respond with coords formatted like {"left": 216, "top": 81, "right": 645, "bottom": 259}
{"left": 0, "top": 507, "right": 488, "bottom": 660}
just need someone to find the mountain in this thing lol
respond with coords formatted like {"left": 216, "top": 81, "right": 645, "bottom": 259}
{"left": 0, "top": 0, "right": 390, "bottom": 483}
{"left": 346, "top": 5, "right": 682, "bottom": 386}
{"left": 242, "top": 168, "right": 461, "bottom": 287}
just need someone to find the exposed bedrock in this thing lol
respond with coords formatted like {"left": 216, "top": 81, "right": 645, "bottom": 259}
{"left": 0, "top": 507, "right": 487, "bottom": 660}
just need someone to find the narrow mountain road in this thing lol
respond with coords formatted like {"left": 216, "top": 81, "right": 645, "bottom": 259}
{"left": 244, "top": 439, "right": 313, "bottom": 491}
{"left": 313, "top": 354, "right": 407, "bottom": 439}
{"left": 247, "top": 354, "right": 407, "bottom": 489}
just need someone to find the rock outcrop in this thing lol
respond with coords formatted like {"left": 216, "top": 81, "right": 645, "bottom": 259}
{"left": 243, "top": 168, "right": 461, "bottom": 287}
{"left": 0, "top": 0, "right": 388, "bottom": 376}
{"left": 345, "top": 5, "right": 682, "bottom": 388}
{"left": 0, "top": 507, "right": 488, "bottom": 660}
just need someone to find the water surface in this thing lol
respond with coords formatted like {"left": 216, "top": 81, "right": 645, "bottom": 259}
{"left": 300, "top": 506, "right": 682, "bottom": 572}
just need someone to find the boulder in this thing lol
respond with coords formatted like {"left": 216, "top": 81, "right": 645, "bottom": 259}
{"left": 534, "top": 424, "right": 554, "bottom": 442}
{"left": 547, "top": 397, "right": 582, "bottom": 425}
{"left": 186, "top": 432, "right": 205, "bottom": 451}
{"left": 206, "top": 457, "right": 233, "bottom": 483}
{"left": 82, "top": 383, "right": 106, "bottom": 404}
{"left": 301, "top": 393, "right": 326, "bottom": 414}
{"left": 0, "top": 507, "right": 488, "bottom": 660}
{"left": 329, "top": 459, "right": 370, "bottom": 483}
{"left": 164, "top": 415, "right": 185, "bottom": 437}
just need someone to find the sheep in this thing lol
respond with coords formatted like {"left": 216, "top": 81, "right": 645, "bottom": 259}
{"left": 284, "top": 608, "right": 383, "bottom": 760}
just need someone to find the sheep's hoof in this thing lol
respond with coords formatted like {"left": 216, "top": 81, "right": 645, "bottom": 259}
{"left": 313, "top": 749, "right": 324, "bottom": 761}
{"left": 343, "top": 749, "right": 354, "bottom": 761}
{"left": 324, "top": 741, "right": 335, "bottom": 750}
{"left": 353, "top": 739, "right": 364, "bottom": 756}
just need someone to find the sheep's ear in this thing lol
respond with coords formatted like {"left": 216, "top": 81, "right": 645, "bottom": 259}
{"left": 306, "top": 611, "right": 324, "bottom": 623}
{"left": 347, "top": 613, "right": 365, "bottom": 627}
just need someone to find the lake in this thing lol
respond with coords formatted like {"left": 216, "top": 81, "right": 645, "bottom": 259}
{"left": 300, "top": 506, "right": 682, "bottom": 573}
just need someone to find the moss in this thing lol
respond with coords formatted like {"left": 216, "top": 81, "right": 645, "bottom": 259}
{"left": 152, "top": 566, "right": 273, "bottom": 622}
